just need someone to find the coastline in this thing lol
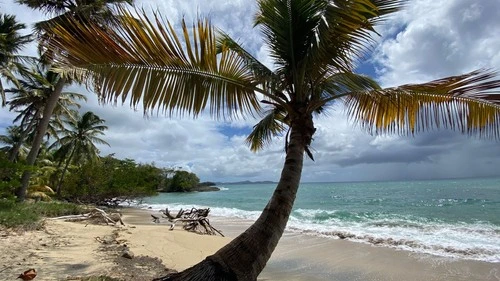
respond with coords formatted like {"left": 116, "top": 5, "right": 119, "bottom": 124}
{"left": 124, "top": 208, "right": 500, "bottom": 281}
{"left": 1, "top": 207, "right": 498, "bottom": 281}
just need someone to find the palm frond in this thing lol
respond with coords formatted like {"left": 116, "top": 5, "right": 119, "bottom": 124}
{"left": 345, "top": 70, "right": 500, "bottom": 138}
{"left": 27, "top": 191, "right": 53, "bottom": 201}
{"left": 216, "top": 31, "right": 280, "bottom": 91}
{"left": 28, "top": 184, "right": 55, "bottom": 194}
{"left": 308, "top": 0, "right": 404, "bottom": 73}
{"left": 309, "top": 72, "right": 380, "bottom": 112}
{"left": 255, "top": 0, "right": 327, "bottom": 79}
{"left": 46, "top": 7, "right": 262, "bottom": 120}
{"left": 246, "top": 109, "right": 287, "bottom": 151}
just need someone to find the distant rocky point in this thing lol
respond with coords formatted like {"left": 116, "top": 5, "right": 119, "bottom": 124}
{"left": 217, "top": 180, "right": 276, "bottom": 185}
{"left": 190, "top": 185, "right": 220, "bottom": 192}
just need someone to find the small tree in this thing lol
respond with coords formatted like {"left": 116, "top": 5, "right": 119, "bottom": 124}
{"left": 168, "top": 171, "right": 200, "bottom": 192}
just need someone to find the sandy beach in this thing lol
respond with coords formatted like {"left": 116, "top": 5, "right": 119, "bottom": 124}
{"left": 0, "top": 207, "right": 498, "bottom": 281}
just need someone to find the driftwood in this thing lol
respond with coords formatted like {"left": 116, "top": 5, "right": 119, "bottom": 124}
{"left": 51, "top": 208, "right": 124, "bottom": 226}
{"left": 151, "top": 214, "right": 161, "bottom": 223}
{"left": 159, "top": 207, "right": 224, "bottom": 237}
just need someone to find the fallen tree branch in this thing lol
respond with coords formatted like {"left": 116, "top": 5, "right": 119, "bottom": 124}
{"left": 50, "top": 208, "right": 124, "bottom": 226}
{"left": 160, "top": 207, "right": 224, "bottom": 236}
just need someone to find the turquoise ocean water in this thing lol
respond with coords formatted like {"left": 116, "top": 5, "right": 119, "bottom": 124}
{"left": 140, "top": 177, "right": 500, "bottom": 262}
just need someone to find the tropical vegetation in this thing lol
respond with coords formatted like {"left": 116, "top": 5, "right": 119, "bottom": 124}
{"left": 0, "top": 0, "right": 206, "bottom": 232}
{"left": 165, "top": 170, "right": 201, "bottom": 192}
{"left": 40, "top": 0, "right": 500, "bottom": 280}
{"left": 50, "top": 111, "right": 109, "bottom": 195}
{"left": 0, "top": 198, "right": 85, "bottom": 230}
{"left": 6, "top": 65, "right": 87, "bottom": 162}
{"left": 0, "top": 13, "right": 31, "bottom": 106}
{"left": 59, "top": 155, "right": 166, "bottom": 205}
{"left": 14, "top": 0, "right": 135, "bottom": 202}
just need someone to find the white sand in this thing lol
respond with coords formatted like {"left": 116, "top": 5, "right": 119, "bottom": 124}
{"left": 0, "top": 210, "right": 229, "bottom": 280}
{"left": 119, "top": 224, "right": 229, "bottom": 271}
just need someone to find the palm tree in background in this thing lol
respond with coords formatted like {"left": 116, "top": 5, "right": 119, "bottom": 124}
{"left": 15, "top": 0, "right": 133, "bottom": 201}
{"left": 16, "top": 0, "right": 134, "bottom": 63}
{"left": 0, "top": 13, "right": 32, "bottom": 106}
{"left": 28, "top": 141, "right": 58, "bottom": 199}
{"left": 50, "top": 111, "right": 109, "bottom": 195}
{"left": 44, "top": 0, "right": 500, "bottom": 280}
{"left": 0, "top": 125, "right": 29, "bottom": 161}
{"left": 6, "top": 65, "right": 86, "bottom": 162}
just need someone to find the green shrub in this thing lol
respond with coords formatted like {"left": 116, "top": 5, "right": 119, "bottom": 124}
{"left": 0, "top": 199, "right": 85, "bottom": 229}
{"left": 166, "top": 170, "right": 200, "bottom": 192}
{"left": 61, "top": 156, "right": 161, "bottom": 205}
{"left": 0, "top": 152, "right": 32, "bottom": 198}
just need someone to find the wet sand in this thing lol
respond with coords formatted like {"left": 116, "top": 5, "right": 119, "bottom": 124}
{"left": 176, "top": 210, "right": 500, "bottom": 281}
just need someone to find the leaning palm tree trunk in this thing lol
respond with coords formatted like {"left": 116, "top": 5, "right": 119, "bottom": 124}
{"left": 16, "top": 77, "right": 66, "bottom": 201}
{"left": 55, "top": 146, "right": 75, "bottom": 196}
{"left": 158, "top": 122, "right": 307, "bottom": 281}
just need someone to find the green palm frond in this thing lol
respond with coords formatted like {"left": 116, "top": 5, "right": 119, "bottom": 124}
{"left": 319, "top": 0, "right": 402, "bottom": 60}
{"left": 216, "top": 32, "right": 280, "bottom": 90}
{"left": 246, "top": 109, "right": 287, "bottom": 151}
{"left": 1, "top": 13, "right": 33, "bottom": 105}
{"left": 52, "top": 111, "right": 109, "bottom": 164}
{"left": 255, "top": 0, "right": 328, "bottom": 93}
{"left": 309, "top": 72, "right": 380, "bottom": 112}
{"left": 46, "top": 8, "right": 262, "bottom": 120}
{"left": 301, "top": 0, "right": 403, "bottom": 82}
{"left": 345, "top": 70, "right": 500, "bottom": 138}
{"left": 252, "top": 0, "right": 404, "bottom": 104}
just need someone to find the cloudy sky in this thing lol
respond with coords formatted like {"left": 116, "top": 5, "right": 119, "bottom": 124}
{"left": 1, "top": 0, "right": 500, "bottom": 183}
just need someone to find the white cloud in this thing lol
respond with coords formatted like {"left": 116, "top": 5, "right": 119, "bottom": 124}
{"left": 374, "top": 0, "right": 500, "bottom": 86}
{"left": 1, "top": 0, "right": 500, "bottom": 183}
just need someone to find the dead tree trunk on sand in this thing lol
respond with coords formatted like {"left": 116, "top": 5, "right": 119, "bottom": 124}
{"left": 160, "top": 208, "right": 224, "bottom": 237}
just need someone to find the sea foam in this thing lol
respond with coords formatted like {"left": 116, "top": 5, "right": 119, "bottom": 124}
{"left": 142, "top": 203, "right": 500, "bottom": 262}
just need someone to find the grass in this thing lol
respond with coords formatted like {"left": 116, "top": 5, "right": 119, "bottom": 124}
{"left": 0, "top": 199, "right": 86, "bottom": 230}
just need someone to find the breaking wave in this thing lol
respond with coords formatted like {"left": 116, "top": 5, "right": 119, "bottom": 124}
{"left": 286, "top": 208, "right": 500, "bottom": 262}
{"left": 141, "top": 203, "right": 500, "bottom": 262}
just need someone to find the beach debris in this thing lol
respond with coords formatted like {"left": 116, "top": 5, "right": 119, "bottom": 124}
{"left": 121, "top": 245, "right": 135, "bottom": 259}
{"left": 17, "top": 268, "right": 37, "bottom": 280}
{"left": 161, "top": 207, "right": 224, "bottom": 237}
{"left": 95, "top": 235, "right": 117, "bottom": 245}
{"left": 151, "top": 214, "right": 161, "bottom": 223}
{"left": 50, "top": 208, "right": 124, "bottom": 226}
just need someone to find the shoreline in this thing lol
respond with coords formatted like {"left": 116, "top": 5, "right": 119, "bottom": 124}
{"left": 0, "top": 207, "right": 498, "bottom": 281}
{"left": 124, "top": 207, "right": 500, "bottom": 281}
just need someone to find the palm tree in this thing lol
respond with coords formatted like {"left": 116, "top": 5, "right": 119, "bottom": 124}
{"left": 6, "top": 65, "right": 86, "bottom": 162}
{"left": 43, "top": 1, "right": 500, "bottom": 280}
{"left": 15, "top": 0, "right": 133, "bottom": 201}
{"left": 16, "top": 0, "right": 134, "bottom": 63}
{"left": 0, "top": 125, "right": 29, "bottom": 161}
{"left": 27, "top": 141, "right": 58, "bottom": 200}
{"left": 50, "top": 111, "right": 109, "bottom": 195}
{"left": 0, "top": 13, "right": 32, "bottom": 106}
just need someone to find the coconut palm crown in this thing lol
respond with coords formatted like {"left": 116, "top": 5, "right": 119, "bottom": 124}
{"left": 0, "top": 13, "right": 32, "bottom": 106}
{"left": 50, "top": 111, "right": 109, "bottom": 195}
{"left": 43, "top": 0, "right": 500, "bottom": 280}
